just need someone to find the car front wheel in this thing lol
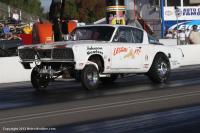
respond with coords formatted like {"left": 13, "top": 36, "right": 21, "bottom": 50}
{"left": 81, "top": 65, "right": 100, "bottom": 90}
{"left": 31, "top": 67, "right": 49, "bottom": 91}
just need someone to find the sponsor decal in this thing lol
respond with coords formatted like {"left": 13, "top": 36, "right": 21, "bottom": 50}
{"left": 171, "top": 60, "right": 179, "bottom": 66}
{"left": 113, "top": 47, "right": 141, "bottom": 59}
{"left": 113, "top": 47, "right": 128, "bottom": 56}
{"left": 123, "top": 48, "right": 141, "bottom": 59}
{"left": 87, "top": 46, "right": 103, "bottom": 55}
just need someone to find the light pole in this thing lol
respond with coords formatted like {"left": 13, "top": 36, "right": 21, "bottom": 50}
{"left": 175, "top": 6, "right": 181, "bottom": 45}
{"left": 160, "top": 0, "right": 164, "bottom": 38}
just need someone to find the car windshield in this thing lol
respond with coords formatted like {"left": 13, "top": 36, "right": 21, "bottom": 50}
{"left": 71, "top": 26, "right": 115, "bottom": 41}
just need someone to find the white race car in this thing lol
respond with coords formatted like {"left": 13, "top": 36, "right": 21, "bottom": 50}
{"left": 18, "top": 25, "right": 183, "bottom": 91}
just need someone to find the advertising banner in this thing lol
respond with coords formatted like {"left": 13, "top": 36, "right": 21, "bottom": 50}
{"left": 163, "top": 6, "right": 200, "bottom": 32}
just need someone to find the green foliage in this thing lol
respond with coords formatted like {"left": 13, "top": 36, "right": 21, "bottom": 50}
{"left": 64, "top": 0, "right": 106, "bottom": 23}
{"left": 0, "top": 0, "right": 44, "bottom": 16}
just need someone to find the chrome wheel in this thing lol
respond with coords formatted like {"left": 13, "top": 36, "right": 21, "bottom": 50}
{"left": 157, "top": 61, "right": 169, "bottom": 77}
{"left": 81, "top": 65, "right": 100, "bottom": 90}
{"left": 86, "top": 70, "right": 98, "bottom": 86}
{"left": 147, "top": 55, "right": 170, "bottom": 83}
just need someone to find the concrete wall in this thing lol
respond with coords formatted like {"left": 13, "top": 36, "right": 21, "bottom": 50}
{"left": 176, "top": 45, "right": 200, "bottom": 66}
{"left": 160, "top": 39, "right": 200, "bottom": 66}
{"left": 159, "top": 39, "right": 177, "bottom": 45}
{"left": 1, "top": 44, "right": 200, "bottom": 83}
{"left": 0, "top": 56, "right": 32, "bottom": 83}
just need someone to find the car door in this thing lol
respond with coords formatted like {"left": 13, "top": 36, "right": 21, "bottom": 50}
{"left": 111, "top": 27, "right": 144, "bottom": 70}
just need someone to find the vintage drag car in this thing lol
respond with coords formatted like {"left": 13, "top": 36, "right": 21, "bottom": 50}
{"left": 18, "top": 25, "right": 183, "bottom": 91}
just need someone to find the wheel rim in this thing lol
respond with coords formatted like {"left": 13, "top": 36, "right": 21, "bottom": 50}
{"left": 157, "top": 61, "right": 168, "bottom": 77}
{"left": 86, "top": 69, "right": 98, "bottom": 86}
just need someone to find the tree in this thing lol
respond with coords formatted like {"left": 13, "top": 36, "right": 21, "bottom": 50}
{"left": 64, "top": 0, "right": 106, "bottom": 23}
{"left": 64, "top": 0, "right": 79, "bottom": 20}
{"left": 0, "top": 0, "right": 44, "bottom": 16}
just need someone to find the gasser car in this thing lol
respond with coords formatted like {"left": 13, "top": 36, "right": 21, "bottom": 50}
{"left": 18, "top": 25, "right": 183, "bottom": 91}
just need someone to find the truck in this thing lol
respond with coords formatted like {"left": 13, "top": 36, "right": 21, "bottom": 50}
{"left": 18, "top": 25, "right": 183, "bottom": 91}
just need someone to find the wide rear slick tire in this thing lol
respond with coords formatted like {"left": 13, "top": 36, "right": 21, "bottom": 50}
{"left": 81, "top": 65, "right": 100, "bottom": 90}
{"left": 31, "top": 67, "right": 49, "bottom": 92}
{"left": 147, "top": 55, "right": 170, "bottom": 83}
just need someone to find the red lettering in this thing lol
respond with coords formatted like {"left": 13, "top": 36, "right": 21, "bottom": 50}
{"left": 113, "top": 47, "right": 128, "bottom": 56}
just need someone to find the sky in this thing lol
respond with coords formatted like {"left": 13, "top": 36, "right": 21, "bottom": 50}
{"left": 40, "top": 0, "right": 51, "bottom": 13}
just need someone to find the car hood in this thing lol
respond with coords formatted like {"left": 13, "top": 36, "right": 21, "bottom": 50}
{"left": 18, "top": 40, "right": 108, "bottom": 49}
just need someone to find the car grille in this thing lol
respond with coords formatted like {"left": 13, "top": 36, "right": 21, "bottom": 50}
{"left": 19, "top": 48, "right": 74, "bottom": 60}
{"left": 53, "top": 49, "right": 74, "bottom": 59}
{"left": 18, "top": 49, "right": 36, "bottom": 59}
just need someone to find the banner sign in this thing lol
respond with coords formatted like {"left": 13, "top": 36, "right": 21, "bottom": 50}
{"left": 164, "top": 7, "right": 200, "bottom": 20}
{"left": 163, "top": 6, "right": 200, "bottom": 32}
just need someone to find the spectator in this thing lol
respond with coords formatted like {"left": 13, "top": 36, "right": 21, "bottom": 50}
{"left": 7, "top": 34, "right": 21, "bottom": 40}
{"left": 0, "top": 23, "right": 4, "bottom": 38}
{"left": 165, "top": 30, "right": 173, "bottom": 39}
{"left": 189, "top": 25, "right": 200, "bottom": 44}
{"left": 3, "top": 24, "right": 10, "bottom": 38}
{"left": 173, "top": 30, "right": 178, "bottom": 39}
{"left": 23, "top": 24, "right": 32, "bottom": 34}
{"left": 11, "top": 10, "right": 20, "bottom": 24}
{"left": 178, "top": 29, "right": 186, "bottom": 45}
{"left": 185, "top": 28, "right": 190, "bottom": 44}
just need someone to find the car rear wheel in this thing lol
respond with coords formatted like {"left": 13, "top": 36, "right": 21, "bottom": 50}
{"left": 31, "top": 67, "right": 49, "bottom": 91}
{"left": 147, "top": 55, "right": 170, "bottom": 83}
{"left": 81, "top": 65, "right": 100, "bottom": 90}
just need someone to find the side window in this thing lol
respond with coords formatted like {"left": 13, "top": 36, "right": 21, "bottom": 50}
{"left": 148, "top": 35, "right": 159, "bottom": 44}
{"left": 132, "top": 28, "right": 143, "bottom": 43}
{"left": 113, "top": 27, "right": 133, "bottom": 43}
